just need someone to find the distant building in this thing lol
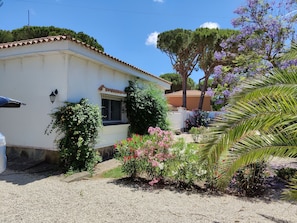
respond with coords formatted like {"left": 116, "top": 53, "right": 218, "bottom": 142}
{"left": 165, "top": 90, "right": 212, "bottom": 111}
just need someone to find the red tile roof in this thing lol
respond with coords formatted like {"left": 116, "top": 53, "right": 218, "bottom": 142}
{"left": 0, "top": 35, "right": 171, "bottom": 85}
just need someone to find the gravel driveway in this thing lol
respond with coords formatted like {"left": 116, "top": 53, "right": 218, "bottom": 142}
{"left": 0, "top": 165, "right": 296, "bottom": 223}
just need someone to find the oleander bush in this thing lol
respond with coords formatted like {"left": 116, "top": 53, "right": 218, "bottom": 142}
{"left": 115, "top": 127, "right": 173, "bottom": 185}
{"left": 115, "top": 127, "right": 207, "bottom": 186}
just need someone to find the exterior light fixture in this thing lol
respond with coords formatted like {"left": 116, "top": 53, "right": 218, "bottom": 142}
{"left": 49, "top": 89, "right": 58, "bottom": 104}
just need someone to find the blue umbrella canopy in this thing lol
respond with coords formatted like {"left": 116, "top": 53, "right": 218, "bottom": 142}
{"left": 0, "top": 96, "right": 25, "bottom": 108}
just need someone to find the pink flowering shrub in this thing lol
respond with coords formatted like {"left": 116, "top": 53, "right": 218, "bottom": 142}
{"left": 115, "top": 126, "right": 208, "bottom": 186}
{"left": 114, "top": 134, "right": 148, "bottom": 178}
{"left": 144, "top": 127, "right": 174, "bottom": 184}
{"left": 115, "top": 127, "right": 174, "bottom": 185}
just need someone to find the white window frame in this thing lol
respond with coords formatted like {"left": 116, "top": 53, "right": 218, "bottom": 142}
{"left": 99, "top": 85, "right": 127, "bottom": 126}
{"left": 102, "top": 97, "right": 121, "bottom": 124}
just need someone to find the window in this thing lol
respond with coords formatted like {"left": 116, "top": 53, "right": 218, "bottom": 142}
{"left": 102, "top": 98, "right": 122, "bottom": 124}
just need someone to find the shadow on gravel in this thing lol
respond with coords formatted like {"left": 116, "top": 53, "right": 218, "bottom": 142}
{"left": 108, "top": 175, "right": 297, "bottom": 205}
{"left": 109, "top": 177, "right": 221, "bottom": 196}
{"left": 0, "top": 157, "right": 61, "bottom": 185}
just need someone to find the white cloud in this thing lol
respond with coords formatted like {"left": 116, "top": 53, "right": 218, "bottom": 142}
{"left": 153, "top": 0, "right": 164, "bottom": 3}
{"left": 145, "top": 31, "right": 159, "bottom": 47}
{"left": 200, "top": 22, "right": 220, "bottom": 29}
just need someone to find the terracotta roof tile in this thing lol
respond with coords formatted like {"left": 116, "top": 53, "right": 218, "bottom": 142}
{"left": 0, "top": 36, "right": 68, "bottom": 49}
{"left": 0, "top": 35, "right": 171, "bottom": 85}
{"left": 98, "top": 85, "right": 126, "bottom": 95}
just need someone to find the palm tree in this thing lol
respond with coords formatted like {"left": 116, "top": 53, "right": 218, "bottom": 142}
{"left": 199, "top": 46, "right": 297, "bottom": 200}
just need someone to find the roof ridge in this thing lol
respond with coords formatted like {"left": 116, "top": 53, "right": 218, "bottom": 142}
{"left": 0, "top": 35, "right": 69, "bottom": 45}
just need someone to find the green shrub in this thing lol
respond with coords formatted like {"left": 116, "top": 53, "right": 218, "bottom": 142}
{"left": 229, "top": 162, "right": 268, "bottom": 197}
{"left": 125, "top": 81, "right": 169, "bottom": 135}
{"left": 189, "top": 126, "right": 206, "bottom": 143}
{"left": 167, "top": 140, "right": 207, "bottom": 186}
{"left": 276, "top": 168, "right": 297, "bottom": 201}
{"left": 185, "top": 110, "right": 210, "bottom": 131}
{"left": 276, "top": 167, "right": 297, "bottom": 182}
{"left": 47, "top": 98, "right": 102, "bottom": 173}
{"left": 115, "top": 127, "right": 207, "bottom": 186}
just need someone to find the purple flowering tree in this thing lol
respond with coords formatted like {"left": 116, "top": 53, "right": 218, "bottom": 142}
{"left": 209, "top": 0, "right": 297, "bottom": 110}
{"left": 196, "top": 28, "right": 238, "bottom": 110}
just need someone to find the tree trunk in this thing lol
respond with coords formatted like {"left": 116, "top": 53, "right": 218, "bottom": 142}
{"left": 182, "top": 73, "right": 187, "bottom": 108}
{"left": 198, "top": 75, "right": 209, "bottom": 110}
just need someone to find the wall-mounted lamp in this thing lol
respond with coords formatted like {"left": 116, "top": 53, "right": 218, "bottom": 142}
{"left": 49, "top": 89, "right": 58, "bottom": 104}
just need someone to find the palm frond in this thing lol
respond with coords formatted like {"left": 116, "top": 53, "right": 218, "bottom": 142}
{"left": 200, "top": 93, "right": 297, "bottom": 165}
{"left": 199, "top": 63, "right": 297, "bottom": 198}
{"left": 231, "top": 67, "right": 297, "bottom": 102}
{"left": 216, "top": 131, "right": 297, "bottom": 188}
{"left": 281, "top": 176, "right": 297, "bottom": 202}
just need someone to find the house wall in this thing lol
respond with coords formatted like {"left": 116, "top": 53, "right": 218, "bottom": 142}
{"left": 0, "top": 39, "right": 170, "bottom": 162}
{"left": 167, "top": 96, "right": 212, "bottom": 111}
{"left": 66, "top": 55, "right": 131, "bottom": 148}
{"left": 0, "top": 54, "right": 67, "bottom": 151}
{"left": 67, "top": 55, "right": 129, "bottom": 103}
{"left": 0, "top": 52, "right": 133, "bottom": 152}
{"left": 0, "top": 37, "right": 170, "bottom": 163}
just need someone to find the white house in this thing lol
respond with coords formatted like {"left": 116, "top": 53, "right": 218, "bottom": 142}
{"left": 0, "top": 35, "right": 171, "bottom": 162}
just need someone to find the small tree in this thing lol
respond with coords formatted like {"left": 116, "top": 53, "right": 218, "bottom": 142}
{"left": 47, "top": 98, "right": 102, "bottom": 173}
{"left": 125, "top": 81, "right": 169, "bottom": 135}
{"left": 157, "top": 29, "right": 201, "bottom": 108}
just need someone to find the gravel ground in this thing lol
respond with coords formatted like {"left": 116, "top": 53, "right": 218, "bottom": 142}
{"left": 0, "top": 166, "right": 296, "bottom": 223}
{"left": 1, "top": 134, "right": 296, "bottom": 223}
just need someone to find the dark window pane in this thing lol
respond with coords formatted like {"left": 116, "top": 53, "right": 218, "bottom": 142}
{"left": 111, "top": 100, "right": 121, "bottom": 120}
{"left": 102, "top": 98, "right": 121, "bottom": 122}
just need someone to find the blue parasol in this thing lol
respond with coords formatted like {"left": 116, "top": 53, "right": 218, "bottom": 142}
{"left": 0, "top": 96, "right": 25, "bottom": 108}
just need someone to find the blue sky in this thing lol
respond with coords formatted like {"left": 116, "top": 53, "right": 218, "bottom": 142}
{"left": 0, "top": 0, "right": 245, "bottom": 83}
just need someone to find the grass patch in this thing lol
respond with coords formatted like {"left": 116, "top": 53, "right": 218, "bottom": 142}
{"left": 102, "top": 166, "right": 126, "bottom": 179}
